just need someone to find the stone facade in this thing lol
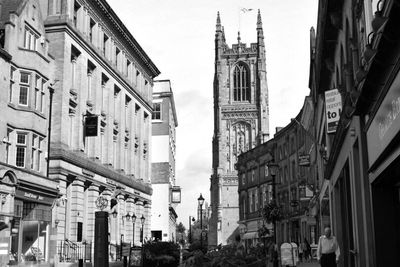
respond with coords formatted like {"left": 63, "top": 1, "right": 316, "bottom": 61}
{"left": 209, "top": 10, "right": 270, "bottom": 247}
{"left": 150, "top": 80, "right": 180, "bottom": 242}
{"left": 0, "top": 0, "right": 59, "bottom": 265}
{"left": 1, "top": 0, "right": 160, "bottom": 265}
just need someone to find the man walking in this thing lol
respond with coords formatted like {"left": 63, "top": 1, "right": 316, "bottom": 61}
{"left": 317, "top": 226, "right": 340, "bottom": 267}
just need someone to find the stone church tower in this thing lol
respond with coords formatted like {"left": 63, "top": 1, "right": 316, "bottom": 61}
{"left": 209, "top": 10, "right": 270, "bottom": 247}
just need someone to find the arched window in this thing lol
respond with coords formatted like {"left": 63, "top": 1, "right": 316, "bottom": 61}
{"left": 233, "top": 62, "right": 250, "bottom": 102}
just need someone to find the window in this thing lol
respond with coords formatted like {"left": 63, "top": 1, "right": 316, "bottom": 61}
{"left": 19, "top": 73, "right": 30, "bottom": 105}
{"left": 115, "top": 47, "right": 120, "bottom": 66}
{"left": 34, "top": 75, "right": 45, "bottom": 111}
{"left": 89, "top": 18, "right": 95, "bottom": 43}
{"left": 103, "top": 34, "right": 108, "bottom": 57}
{"left": 152, "top": 102, "right": 161, "bottom": 120}
{"left": 16, "top": 133, "right": 27, "bottom": 167}
{"left": 233, "top": 62, "right": 250, "bottom": 102}
{"left": 241, "top": 173, "right": 246, "bottom": 186}
{"left": 9, "top": 67, "right": 15, "bottom": 102}
{"left": 251, "top": 169, "right": 255, "bottom": 182}
{"left": 24, "top": 26, "right": 38, "bottom": 51}
{"left": 73, "top": 1, "right": 80, "bottom": 28}
{"left": 31, "top": 134, "right": 37, "bottom": 169}
{"left": 126, "top": 59, "right": 131, "bottom": 77}
{"left": 5, "top": 128, "right": 12, "bottom": 164}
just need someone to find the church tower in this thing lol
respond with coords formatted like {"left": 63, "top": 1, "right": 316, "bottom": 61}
{"left": 209, "top": 10, "right": 270, "bottom": 247}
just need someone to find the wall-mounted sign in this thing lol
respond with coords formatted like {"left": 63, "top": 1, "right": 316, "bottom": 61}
{"left": 367, "top": 70, "right": 400, "bottom": 169}
{"left": 85, "top": 115, "right": 99, "bottom": 137}
{"left": 171, "top": 187, "right": 181, "bottom": 203}
{"left": 298, "top": 154, "right": 310, "bottom": 166}
{"left": 325, "top": 89, "right": 342, "bottom": 133}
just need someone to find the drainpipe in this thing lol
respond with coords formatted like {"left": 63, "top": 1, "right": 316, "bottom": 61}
{"left": 47, "top": 86, "right": 55, "bottom": 178}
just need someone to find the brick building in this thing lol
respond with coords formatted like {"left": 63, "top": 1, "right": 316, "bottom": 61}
{"left": 209, "top": 10, "right": 270, "bottom": 248}
{"left": 150, "top": 80, "right": 180, "bottom": 242}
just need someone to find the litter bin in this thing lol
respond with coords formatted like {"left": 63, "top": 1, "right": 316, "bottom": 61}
{"left": 280, "top": 242, "right": 299, "bottom": 266}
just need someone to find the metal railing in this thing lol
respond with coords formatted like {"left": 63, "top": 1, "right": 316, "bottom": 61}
{"left": 57, "top": 240, "right": 92, "bottom": 262}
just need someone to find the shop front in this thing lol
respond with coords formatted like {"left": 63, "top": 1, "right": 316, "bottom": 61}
{"left": 9, "top": 182, "right": 58, "bottom": 266}
{"left": 366, "top": 67, "right": 400, "bottom": 267}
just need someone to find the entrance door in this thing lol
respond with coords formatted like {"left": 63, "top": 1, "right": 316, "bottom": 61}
{"left": 339, "top": 164, "right": 355, "bottom": 267}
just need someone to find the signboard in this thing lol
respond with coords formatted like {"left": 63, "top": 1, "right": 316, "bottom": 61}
{"left": 325, "top": 89, "right": 342, "bottom": 133}
{"left": 280, "top": 242, "right": 298, "bottom": 266}
{"left": 367, "top": 70, "right": 400, "bottom": 169}
{"left": 85, "top": 115, "right": 99, "bottom": 137}
{"left": 129, "top": 247, "right": 142, "bottom": 267}
{"left": 121, "top": 242, "right": 130, "bottom": 257}
{"left": 298, "top": 154, "right": 310, "bottom": 166}
{"left": 15, "top": 189, "right": 54, "bottom": 205}
{"left": 171, "top": 187, "right": 181, "bottom": 203}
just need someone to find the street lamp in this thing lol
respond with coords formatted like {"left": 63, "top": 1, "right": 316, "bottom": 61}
{"left": 111, "top": 209, "right": 118, "bottom": 219}
{"left": 198, "top": 193, "right": 205, "bottom": 250}
{"left": 131, "top": 213, "right": 137, "bottom": 246}
{"left": 140, "top": 215, "right": 145, "bottom": 246}
{"left": 188, "top": 216, "right": 195, "bottom": 244}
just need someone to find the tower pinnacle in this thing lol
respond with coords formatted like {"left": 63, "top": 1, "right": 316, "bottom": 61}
{"left": 216, "top": 11, "right": 222, "bottom": 31}
{"left": 257, "top": 9, "right": 262, "bottom": 29}
{"left": 237, "top": 31, "right": 241, "bottom": 44}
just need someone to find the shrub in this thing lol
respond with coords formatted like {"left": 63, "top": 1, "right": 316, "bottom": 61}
{"left": 143, "top": 241, "right": 180, "bottom": 267}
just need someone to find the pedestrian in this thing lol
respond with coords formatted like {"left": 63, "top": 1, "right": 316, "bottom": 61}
{"left": 298, "top": 240, "right": 305, "bottom": 262}
{"left": 317, "top": 226, "right": 340, "bottom": 267}
{"left": 304, "top": 238, "right": 311, "bottom": 262}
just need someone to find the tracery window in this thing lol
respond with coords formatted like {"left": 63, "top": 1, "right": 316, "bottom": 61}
{"left": 233, "top": 62, "right": 250, "bottom": 102}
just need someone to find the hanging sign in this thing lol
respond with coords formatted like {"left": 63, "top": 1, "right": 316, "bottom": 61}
{"left": 325, "top": 89, "right": 342, "bottom": 133}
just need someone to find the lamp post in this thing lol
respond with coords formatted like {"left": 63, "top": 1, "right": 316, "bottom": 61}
{"left": 131, "top": 213, "right": 136, "bottom": 246}
{"left": 188, "top": 216, "right": 195, "bottom": 244}
{"left": 198, "top": 193, "right": 205, "bottom": 250}
{"left": 140, "top": 215, "right": 145, "bottom": 246}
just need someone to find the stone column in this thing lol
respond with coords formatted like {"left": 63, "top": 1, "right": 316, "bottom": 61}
{"left": 135, "top": 199, "right": 143, "bottom": 245}
{"left": 86, "top": 184, "right": 100, "bottom": 243}
{"left": 126, "top": 197, "right": 135, "bottom": 244}
{"left": 144, "top": 202, "right": 151, "bottom": 242}
{"left": 68, "top": 179, "right": 85, "bottom": 241}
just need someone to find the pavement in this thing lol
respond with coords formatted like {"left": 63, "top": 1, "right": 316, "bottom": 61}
{"left": 297, "top": 260, "right": 319, "bottom": 267}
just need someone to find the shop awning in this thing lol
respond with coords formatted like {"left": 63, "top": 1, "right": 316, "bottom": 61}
{"left": 242, "top": 232, "right": 258, "bottom": 240}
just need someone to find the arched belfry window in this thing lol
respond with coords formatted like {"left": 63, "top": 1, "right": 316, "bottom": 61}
{"left": 233, "top": 62, "right": 250, "bottom": 102}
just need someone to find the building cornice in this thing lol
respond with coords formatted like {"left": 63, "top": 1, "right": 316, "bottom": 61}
{"left": 49, "top": 147, "right": 152, "bottom": 195}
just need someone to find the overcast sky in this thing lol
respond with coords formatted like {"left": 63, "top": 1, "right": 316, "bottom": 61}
{"left": 107, "top": 0, "right": 318, "bottom": 228}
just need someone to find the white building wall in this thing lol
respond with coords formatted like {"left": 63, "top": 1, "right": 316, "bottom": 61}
{"left": 150, "top": 183, "right": 170, "bottom": 240}
{"left": 151, "top": 135, "right": 169, "bottom": 163}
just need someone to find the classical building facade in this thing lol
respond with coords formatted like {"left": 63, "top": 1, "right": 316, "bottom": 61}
{"left": 0, "top": 0, "right": 160, "bottom": 265}
{"left": 209, "top": 10, "right": 270, "bottom": 247}
{"left": 150, "top": 79, "right": 180, "bottom": 242}
{"left": 0, "top": 0, "right": 59, "bottom": 265}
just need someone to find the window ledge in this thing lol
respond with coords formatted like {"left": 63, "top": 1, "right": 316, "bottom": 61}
{"left": 151, "top": 119, "right": 162, "bottom": 123}
{"left": 18, "top": 47, "right": 50, "bottom": 63}
{"left": 7, "top": 103, "right": 46, "bottom": 119}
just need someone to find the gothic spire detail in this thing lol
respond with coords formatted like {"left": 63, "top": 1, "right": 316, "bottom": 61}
{"left": 216, "top": 11, "right": 222, "bottom": 31}
{"left": 237, "top": 31, "right": 241, "bottom": 44}
{"left": 257, "top": 9, "right": 262, "bottom": 29}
